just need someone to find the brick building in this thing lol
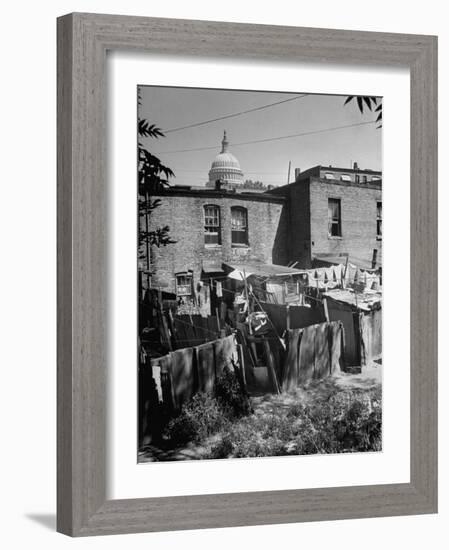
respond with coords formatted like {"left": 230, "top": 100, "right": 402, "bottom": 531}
{"left": 144, "top": 185, "right": 288, "bottom": 295}
{"left": 141, "top": 133, "right": 382, "bottom": 297}
{"left": 268, "top": 163, "right": 382, "bottom": 269}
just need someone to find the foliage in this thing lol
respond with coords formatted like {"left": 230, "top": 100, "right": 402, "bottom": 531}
{"left": 215, "top": 366, "right": 253, "bottom": 419}
{"left": 242, "top": 179, "right": 268, "bottom": 190}
{"left": 164, "top": 368, "right": 252, "bottom": 446}
{"left": 207, "top": 386, "right": 382, "bottom": 459}
{"left": 137, "top": 89, "right": 176, "bottom": 261}
{"left": 164, "top": 393, "right": 227, "bottom": 445}
{"left": 344, "top": 95, "right": 382, "bottom": 128}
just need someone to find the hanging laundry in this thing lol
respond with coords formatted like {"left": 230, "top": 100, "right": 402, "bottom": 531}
{"left": 197, "top": 284, "right": 211, "bottom": 318}
{"left": 216, "top": 281, "right": 223, "bottom": 298}
{"left": 151, "top": 365, "right": 163, "bottom": 403}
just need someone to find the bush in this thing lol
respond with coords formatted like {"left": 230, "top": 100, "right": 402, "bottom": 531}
{"left": 164, "top": 393, "right": 227, "bottom": 445}
{"left": 207, "top": 387, "right": 382, "bottom": 459}
{"left": 215, "top": 366, "right": 252, "bottom": 419}
{"left": 287, "top": 388, "right": 382, "bottom": 455}
{"left": 164, "top": 368, "right": 252, "bottom": 447}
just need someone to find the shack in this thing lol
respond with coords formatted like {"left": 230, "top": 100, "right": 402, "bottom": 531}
{"left": 323, "top": 287, "right": 382, "bottom": 368}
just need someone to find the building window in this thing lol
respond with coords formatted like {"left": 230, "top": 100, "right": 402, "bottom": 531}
{"left": 328, "top": 198, "right": 342, "bottom": 237}
{"left": 203, "top": 205, "right": 221, "bottom": 245}
{"left": 371, "top": 175, "right": 381, "bottom": 182}
{"left": 340, "top": 174, "right": 351, "bottom": 182}
{"left": 376, "top": 201, "right": 382, "bottom": 238}
{"left": 231, "top": 206, "right": 248, "bottom": 246}
{"left": 175, "top": 273, "right": 193, "bottom": 296}
{"left": 324, "top": 172, "right": 334, "bottom": 180}
{"left": 355, "top": 174, "right": 360, "bottom": 183}
{"left": 362, "top": 175, "right": 368, "bottom": 183}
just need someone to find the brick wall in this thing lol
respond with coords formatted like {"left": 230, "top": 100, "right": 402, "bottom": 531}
{"left": 309, "top": 179, "right": 382, "bottom": 266}
{"left": 142, "top": 192, "right": 288, "bottom": 292}
{"left": 286, "top": 181, "right": 312, "bottom": 268}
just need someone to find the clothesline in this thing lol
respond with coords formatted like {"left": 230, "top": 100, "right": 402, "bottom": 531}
{"left": 170, "top": 314, "right": 221, "bottom": 338}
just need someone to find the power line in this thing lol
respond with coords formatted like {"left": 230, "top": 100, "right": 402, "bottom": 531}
{"left": 168, "top": 168, "right": 288, "bottom": 175}
{"left": 158, "top": 120, "right": 377, "bottom": 155}
{"left": 163, "top": 94, "right": 309, "bottom": 133}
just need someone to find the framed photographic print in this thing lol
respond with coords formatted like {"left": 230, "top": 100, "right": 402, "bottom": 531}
{"left": 57, "top": 13, "right": 437, "bottom": 536}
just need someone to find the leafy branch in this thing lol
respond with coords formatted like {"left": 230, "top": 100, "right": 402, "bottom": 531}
{"left": 138, "top": 110, "right": 176, "bottom": 267}
{"left": 344, "top": 95, "right": 382, "bottom": 128}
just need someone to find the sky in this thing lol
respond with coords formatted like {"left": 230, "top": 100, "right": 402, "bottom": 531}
{"left": 138, "top": 86, "right": 382, "bottom": 188}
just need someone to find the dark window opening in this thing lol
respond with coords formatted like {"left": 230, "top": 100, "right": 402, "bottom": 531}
{"left": 328, "top": 198, "right": 342, "bottom": 237}
{"left": 204, "top": 205, "right": 221, "bottom": 245}
{"left": 176, "top": 273, "right": 193, "bottom": 296}
{"left": 231, "top": 206, "right": 248, "bottom": 246}
{"left": 377, "top": 201, "right": 382, "bottom": 237}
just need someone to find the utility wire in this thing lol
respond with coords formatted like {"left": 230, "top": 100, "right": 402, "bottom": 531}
{"left": 165, "top": 168, "right": 287, "bottom": 175}
{"left": 158, "top": 120, "right": 377, "bottom": 154}
{"left": 163, "top": 94, "right": 309, "bottom": 133}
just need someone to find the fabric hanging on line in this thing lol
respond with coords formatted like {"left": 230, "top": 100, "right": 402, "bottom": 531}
{"left": 151, "top": 365, "right": 163, "bottom": 403}
{"left": 170, "top": 347, "right": 195, "bottom": 410}
{"left": 313, "top": 322, "right": 330, "bottom": 380}
{"left": 198, "top": 284, "right": 211, "bottom": 318}
{"left": 344, "top": 264, "right": 357, "bottom": 283}
{"left": 213, "top": 334, "right": 237, "bottom": 377}
{"left": 282, "top": 321, "right": 343, "bottom": 388}
{"left": 157, "top": 353, "right": 176, "bottom": 409}
{"left": 328, "top": 321, "right": 343, "bottom": 373}
{"left": 324, "top": 267, "right": 334, "bottom": 283}
{"left": 196, "top": 341, "right": 215, "bottom": 393}
{"left": 332, "top": 264, "right": 343, "bottom": 282}
{"left": 265, "top": 283, "right": 284, "bottom": 304}
{"left": 282, "top": 329, "right": 301, "bottom": 392}
{"left": 216, "top": 281, "right": 223, "bottom": 298}
{"left": 297, "top": 325, "right": 316, "bottom": 385}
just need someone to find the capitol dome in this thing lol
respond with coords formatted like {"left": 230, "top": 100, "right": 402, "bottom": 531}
{"left": 208, "top": 131, "right": 243, "bottom": 187}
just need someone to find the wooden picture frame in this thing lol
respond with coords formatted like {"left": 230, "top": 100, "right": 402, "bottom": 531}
{"left": 57, "top": 12, "right": 438, "bottom": 536}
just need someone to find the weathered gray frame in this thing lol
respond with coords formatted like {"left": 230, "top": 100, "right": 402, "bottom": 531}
{"left": 57, "top": 12, "right": 438, "bottom": 537}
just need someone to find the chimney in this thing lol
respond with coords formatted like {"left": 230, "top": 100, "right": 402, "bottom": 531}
{"left": 294, "top": 168, "right": 301, "bottom": 181}
{"left": 353, "top": 161, "right": 359, "bottom": 170}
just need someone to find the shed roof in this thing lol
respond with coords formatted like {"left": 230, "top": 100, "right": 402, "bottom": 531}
{"left": 223, "top": 262, "right": 306, "bottom": 280}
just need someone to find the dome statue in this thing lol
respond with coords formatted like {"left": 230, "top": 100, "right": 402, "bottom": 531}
{"left": 208, "top": 131, "right": 243, "bottom": 188}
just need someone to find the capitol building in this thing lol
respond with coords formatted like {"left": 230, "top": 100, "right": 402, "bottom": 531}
{"left": 206, "top": 131, "right": 244, "bottom": 188}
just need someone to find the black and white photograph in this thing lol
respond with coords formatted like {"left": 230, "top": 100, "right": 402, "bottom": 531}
{"left": 137, "top": 85, "right": 383, "bottom": 462}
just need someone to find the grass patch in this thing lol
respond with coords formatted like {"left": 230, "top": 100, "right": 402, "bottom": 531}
{"left": 207, "top": 386, "right": 382, "bottom": 459}
{"left": 164, "top": 369, "right": 382, "bottom": 458}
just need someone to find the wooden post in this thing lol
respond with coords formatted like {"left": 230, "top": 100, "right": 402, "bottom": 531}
{"left": 167, "top": 308, "right": 176, "bottom": 349}
{"left": 371, "top": 249, "right": 378, "bottom": 269}
{"left": 263, "top": 339, "right": 280, "bottom": 394}
{"left": 323, "top": 297, "right": 330, "bottom": 322}
{"left": 243, "top": 268, "right": 252, "bottom": 333}
{"left": 215, "top": 307, "right": 221, "bottom": 333}
{"left": 286, "top": 304, "right": 291, "bottom": 331}
{"left": 343, "top": 255, "right": 349, "bottom": 288}
{"left": 237, "top": 344, "right": 246, "bottom": 389}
